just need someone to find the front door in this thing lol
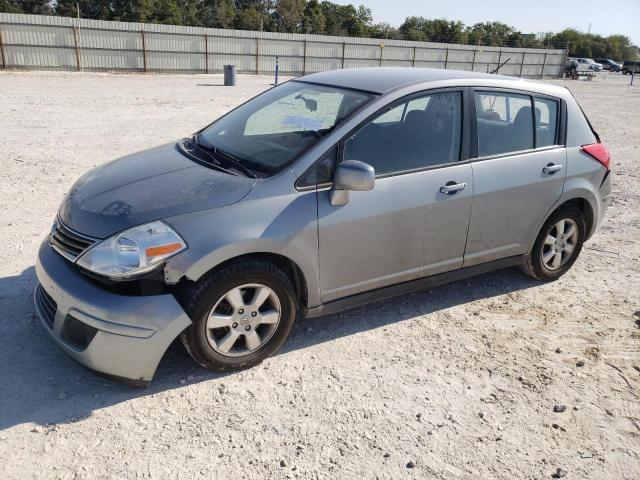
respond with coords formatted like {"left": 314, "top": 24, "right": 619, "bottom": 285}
{"left": 464, "top": 91, "right": 567, "bottom": 266}
{"left": 316, "top": 90, "right": 474, "bottom": 303}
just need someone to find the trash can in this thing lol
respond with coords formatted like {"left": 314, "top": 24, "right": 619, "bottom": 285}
{"left": 223, "top": 65, "right": 236, "bottom": 86}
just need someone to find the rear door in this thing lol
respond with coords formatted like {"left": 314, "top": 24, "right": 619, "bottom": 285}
{"left": 464, "top": 90, "right": 567, "bottom": 266}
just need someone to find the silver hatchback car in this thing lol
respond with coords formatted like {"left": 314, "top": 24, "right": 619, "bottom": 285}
{"left": 35, "top": 68, "right": 612, "bottom": 385}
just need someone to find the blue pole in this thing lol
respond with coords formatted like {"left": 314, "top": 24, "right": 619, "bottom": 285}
{"left": 274, "top": 56, "right": 279, "bottom": 85}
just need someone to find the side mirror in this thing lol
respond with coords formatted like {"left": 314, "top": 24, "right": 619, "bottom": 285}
{"left": 330, "top": 160, "right": 375, "bottom": 206}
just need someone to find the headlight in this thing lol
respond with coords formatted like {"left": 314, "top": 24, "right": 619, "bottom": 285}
{"left": 76, "top": 221, "right": 186, "bottom": 279}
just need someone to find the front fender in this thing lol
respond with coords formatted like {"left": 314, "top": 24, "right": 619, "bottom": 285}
{"left": 164, "top": 187, "right": 322, "bottom": 308}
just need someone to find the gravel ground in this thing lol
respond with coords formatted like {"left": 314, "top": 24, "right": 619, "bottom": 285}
{"left": 0, "top": 71, "right": 638, "bottom": 479}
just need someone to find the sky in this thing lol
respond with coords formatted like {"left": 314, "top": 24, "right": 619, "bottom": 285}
{"left": 334, "top": 0, "right": 640, "bottom": 45}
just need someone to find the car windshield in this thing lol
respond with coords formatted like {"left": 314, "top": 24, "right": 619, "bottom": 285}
{"left": 196, "top": 81, "right": 373, "bottom": 175}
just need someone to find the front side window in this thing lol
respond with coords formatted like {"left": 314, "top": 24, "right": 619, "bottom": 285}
{"left": 474, "top": 92, "right": 533, "bottom": 156}
{"left": 297, "top": 147, "right": 337, "bottom": 188}
{"left": 197, "top": 81, "right": 372, "bottom": 175}
{"left": 343, "top": 91, "right": 462, "bottom": 175}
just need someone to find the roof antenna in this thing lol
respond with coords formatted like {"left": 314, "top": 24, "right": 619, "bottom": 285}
{"left": 492, "top": 57, "right": 511, "bottom": 74}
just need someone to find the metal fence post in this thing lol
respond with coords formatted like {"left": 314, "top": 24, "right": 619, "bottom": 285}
{"left": 204, "top": 33, "right": 208, "bottom": 73}
{"left": 519, "top": 51, "right": 525, "bottom": 77}
{"left": 412, "top": 46, "right": 416, "bottom": 67}
{"left": 379, "top": 43, "right": 383, "bottom": 66}
{"left": 471, "top": 49, "right": 476, "bottom": 71}
{"left": 0, "top": 24, "right": 6, "bottom": 69}
{"left": 341, "top": 42, "right": 346, "bottom": 68}
{"left": 302, "top": 39, "right": 307, "bottom": 74}
{"left": 255, "top": 37, "right": 260, "bottom": 75}
{"left": 559, "top": 41, "right": 569, "bottom": 78}
{"left": 444, "top": 47, "right": 449, "bottom": 69}
{"left": 72, "top": 25, "right": 81, "bottom": 71}
{"left": 496, "top": 49, "right": 502, "bottom": 73}
{"left": 541, "top": 49, "right": 547, "bottom": 78}
{"left": 141, "top": 28, "right": 147, "bottom": 72}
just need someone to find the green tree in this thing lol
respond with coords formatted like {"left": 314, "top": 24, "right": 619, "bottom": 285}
{"left": 234, "top": 6, "right": 263, "bottom": 30}
{"left": 302, "top": 0, "right": 325, "bottom": 34}
{"left": 176, "top": 0, "right": 202, "bottom": 26}
{"left": 197, "top": 0, "right": 236, "bottom": 28}
{"left": 465, "top": 22, "right": 518, "bottom": 46}
{"left": 368, "top": 22, "right": 398, "bottom": 39}
{"left": 548, "top": 29, "right": 638, "bottom": 60}
{"left": 320, "top": 2, "right": 369, "bottom": 37}
{"left": 56, "top": 0, "right": 111, "bottom": 19}
{"left": 111, "top": 0, "right": 152, "bottom": 22}
{"left": 14, "top": 0, "right": 53, "bottom": 15}
{"left": 147, "top": 0, "right": 181, "bottom": 24}
{"left": 399, "top": 17, "right": 464, "bottom": 43}
{"left": 273, "top": 0, "right": 305, "bottom": 32}
{"left": 0, "top": 0, "right": 22, "bottom": 13}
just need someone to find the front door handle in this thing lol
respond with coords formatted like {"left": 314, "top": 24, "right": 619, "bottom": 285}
{"left": 440, "top": 182, "right": 467, "bottom": 194}
{"left": 543, "top": 164, "right": 563, "bottom": 175}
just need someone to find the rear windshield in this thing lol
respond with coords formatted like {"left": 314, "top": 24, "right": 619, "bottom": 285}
{"left": 197, "top": 81, "right": 372, "bottom": 175}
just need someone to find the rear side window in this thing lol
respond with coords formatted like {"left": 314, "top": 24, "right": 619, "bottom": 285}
{"left": 475, "top": 92, "right": 533, "bottom": 156}
{"left": 534, "top": 97, "right": 558, "bottom": 147}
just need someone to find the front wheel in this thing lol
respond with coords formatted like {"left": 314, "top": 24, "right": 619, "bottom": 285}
{"left": 180, "top": 260, "right": 296, "bottom": 371}
{"left": 521, "top": 207, "right": 586, "bottom": 281}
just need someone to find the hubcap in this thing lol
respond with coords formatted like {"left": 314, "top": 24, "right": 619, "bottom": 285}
{"left": 541, "top": 218, "right": 578, "bottom": 271}
{"left": 205, "top": 284, "right": 281, "bottom": 357}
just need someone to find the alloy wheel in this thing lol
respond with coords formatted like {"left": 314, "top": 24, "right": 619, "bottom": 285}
{"left": 541, "top": 218, "right": 578, "bottom": 270}
{"left": 205, "top": 284, "right": 281, "bottom": 357}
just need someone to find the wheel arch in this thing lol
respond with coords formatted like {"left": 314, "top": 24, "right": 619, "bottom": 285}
{"left": 529, "top": 195, "right": 596, "bottom": 253}
{"left": 557, "top": 198, "right": 594, "bottom": 238}
{"left": 176, "top": 252, "right": 310, "bottom": 313}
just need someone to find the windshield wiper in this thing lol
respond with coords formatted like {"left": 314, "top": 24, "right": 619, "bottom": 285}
{"left": 192, "top": 134, "right": 257, "bottom": 179}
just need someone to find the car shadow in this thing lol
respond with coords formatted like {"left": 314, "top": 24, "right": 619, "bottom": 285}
{"left": 0, "top": 264, "right": 538, "bottom": 430}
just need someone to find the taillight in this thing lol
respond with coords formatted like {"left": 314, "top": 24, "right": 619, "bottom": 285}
{"left": 581, "top": 143, "right": 611, "bottom": 170}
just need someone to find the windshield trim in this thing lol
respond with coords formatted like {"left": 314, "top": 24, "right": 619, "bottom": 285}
{"left": 193, "top": 81, "right": 376, "bottom": 177}
{"left": 291, "top": 79, "right": 381, "bottom": 96}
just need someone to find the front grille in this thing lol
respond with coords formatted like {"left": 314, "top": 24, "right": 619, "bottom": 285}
{"left": 35, "top": 284, "right": 57, "bottom": 329}
{"left": 49, "top": 218, "right": 97, "bottom": 262}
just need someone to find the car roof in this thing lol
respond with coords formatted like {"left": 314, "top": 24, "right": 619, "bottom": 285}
{"left": 296, "top": 67, "right": 549, "bottom": 95}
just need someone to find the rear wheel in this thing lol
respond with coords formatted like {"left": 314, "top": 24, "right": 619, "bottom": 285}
{"left": 521, "top": 207, "right": 586, "bottom": 281}
{"left": 180, "top": 260, "right": 296, "bottom": 371}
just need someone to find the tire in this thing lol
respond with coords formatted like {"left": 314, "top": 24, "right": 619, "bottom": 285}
{"left": 521, "top": 207, "right": 586, "bottom": 281}
{"left": 180, "top": 259, "right": 296, "bottom": 371}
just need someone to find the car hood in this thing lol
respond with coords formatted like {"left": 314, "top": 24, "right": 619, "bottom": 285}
{"left": 59, "top": 143, "right": 258, "bottom": 238}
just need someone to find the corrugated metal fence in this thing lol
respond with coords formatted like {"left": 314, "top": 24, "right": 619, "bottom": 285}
{"left": 0, "top": 13, "right": 567, "bottom": 78}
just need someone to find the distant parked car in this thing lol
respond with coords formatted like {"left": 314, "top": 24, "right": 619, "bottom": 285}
{"left": 564, "top": 58, "right": 596, "bottom": 79}
{"left": 577, "top": 58, "right": 602, "bottom": 71}
{"left": 622, "top": 61, "right": 640, "bottom": 74}
{"left": 595, "top": 58, "right": 622, "bottom": 72}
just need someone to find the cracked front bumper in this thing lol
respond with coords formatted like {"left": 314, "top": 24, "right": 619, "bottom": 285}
{"left": 34, "top": 239, "right": 191, "bottom": 385}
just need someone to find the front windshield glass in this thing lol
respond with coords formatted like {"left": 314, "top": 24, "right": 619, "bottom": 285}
{"left": 197, "top": 81, "right": 373, "bottom": 175}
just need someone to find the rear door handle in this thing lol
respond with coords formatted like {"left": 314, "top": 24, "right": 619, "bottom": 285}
{"left": 440, "top": 182, "right": 467, "bottom": 194}
{"left": 543, "top": 164, "right": 563, "bottom": 174}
